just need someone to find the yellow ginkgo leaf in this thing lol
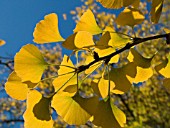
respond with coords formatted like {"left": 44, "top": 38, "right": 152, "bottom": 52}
{"left": 151, "top": 0, "right": 164, "bottom": 23}
{"left": 53, "top": 55, "right": 77, "bottom": 94}
{"left": 106, "top": 63, "right": 136, "bottom": 93}
{"left": 33, "top": 13, "right": 64, "bottom": 44}
{"left": 73, "top": 9, "right": 102, "bottom": 35}
{"left": 23, "top": 90, "right": 53, "bottom": 128}
{"left": 62, "top": 31, "right": 94, "bottom": 50}
{"left": 14, "top": 44, "right": 48, "bottom": 83}
{"left": 51, "top": 92, "right": 98, "bottom": 125}
{"left": 98, "top": 77, "right": 115, "bottom": 99}
{"left": 5, "top": 72, "right": 36, "bottom": 100}
{"left": 0, "top": 39, "right": 5, "bottom": 46}
{"left": 92, "top": 99, "right": 122, "bottom": 128}
{"left": 127, "top": 48, "right": 154, "bottom": 83}
{"left": 111, "top": 104, "right": 126, "bottom": 127}
{"left": 104, "top": 26, "right": 132, "bottom": 49}
{"left": 84, "top": 55, "right": 102, "bottom": 74}
{"left": 95, "top": 47, "right": 119, "bottom": 64}
{"left": 159, "top": 54, "right": 170, "bottom": 78}
{"left": 97, "top": 0, "right": 134, "bottom": 9}
{"left": 115, "top": 8, "right": 145, "bottom": 27}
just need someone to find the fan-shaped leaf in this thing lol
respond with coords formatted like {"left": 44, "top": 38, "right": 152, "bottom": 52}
{"left": 5, "top": 72, "right": 36, "bottom": 100}
{"left": 14, "top": 44, "right": 48, "bottom": 83}
{"left": 23, "top": 90, "right": 53, "bottom": 128}
{"left": 104, "top": 26, "right": 132, "bottom": 49}
{"left": 127, "top": 48, "right": 154, "bottom": 83}
{"left": 33, "top": 13, "right": 64, "bottom": 44}
{"left": 97, "top": 0, "right": 134, "bottom": 9}
{"left": 51, "top": 92, "right": 98, "bottom": 125}
{"left": 115, "top": 8, "right": 145, "bottom": 27}
{"left": 62, "top": 31, "right": 94, "bottom": 50}
{"left": 92, "top": 99, "right": 123, "bottom": 128}
{"left": 73, "top": 9, "right": 102, "bottom": 35}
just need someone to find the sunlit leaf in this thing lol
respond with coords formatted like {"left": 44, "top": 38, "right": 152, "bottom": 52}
{"left": 51, "top": 92, "right": 98, "bottom": 125}
{"left": 23, "top": 90, "right": 53, "bottom": 128}
{"left": 73, "top": 9, "right": 102, "bottom": 35}
{"left": 92, "top": 99, "right": 122, "bottom": 128}
{"left": 131, "top": 0, "right": 140, "bottom": 9}
{"left": 104, "top": 26, "right": 132, "bottom": 49}
{"left": 159, "top": 53, "right": 170, "bottom": 78}
{"left": 53, "top": 55, "right": 77, "bottom": 94}
{"left": 14, "top": 44, "right": 48, "bottom": 83}
{"left": 111, "top": 104, "right": 126, "bottom": 127}
{"left": 5, "top": 72, "right": 36, "bottom": 100}
{"left": 97, "top": 0, "right": 134, "bottom": 9}
{"left": 62, "top": 31, "right": 94, "bottom": 50}
{"left": 115, "top": 8, "right": 145, "bottom": 27}
{"left": 95, "top": 47, "right": 119, "bottom": 64}
{"left": 0, "top": 39, "right": 5, "bottom": 46}
{"left": 84, "top": 55, "right": 102, "bottom": 74}
{"left": 98, "top": 77, "right": 115, "bottom": 99}
{"left": 33, "top": 13, "right": 64, "bottom": 44}
{"left": 151, "top": 0, "right": 164, "bottom": 23}
{"left": 127, "top": 48, "right": 154, "bottom": 83}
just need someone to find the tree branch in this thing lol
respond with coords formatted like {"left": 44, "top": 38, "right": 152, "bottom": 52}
{"left": 77, "top": 33, "right": 169, "bottom": 73}
{"left": 0, "top": 119, "right": 24, "bottom": 123}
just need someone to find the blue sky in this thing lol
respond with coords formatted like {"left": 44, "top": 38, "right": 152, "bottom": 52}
{"left": 0, "top": 0, "right": 83, "bottom": 57}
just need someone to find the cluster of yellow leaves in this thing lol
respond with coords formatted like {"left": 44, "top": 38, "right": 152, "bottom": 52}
{"left": 4, "top": 2, "right": 169, "bottom": 127}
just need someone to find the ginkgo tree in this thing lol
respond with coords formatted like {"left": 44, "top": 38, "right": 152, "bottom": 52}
{"left": 4, "top": 0, "right": 170, "bottom": 128}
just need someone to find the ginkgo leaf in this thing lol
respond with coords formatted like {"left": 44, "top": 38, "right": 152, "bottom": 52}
{"left": 73, "top": 9, "right": 102, "bottom": 35}
{"left": 97, "top": 0, "right": 134, "bottom": 9}
{"left": 159, "top": 53, "right": 170, "bottom": 78}
{"left": 5, "top": 72, "right": 36, "bottom": 100}
{"left": 151, "top": 0, "right": 164, "bottom": 23}
{"left": 14, "top": 44, "right": 48, "bottom": 83}
{"left": 127, "top": 48, "right": 154, "bottom": 83}
{"left": 104, "top": 26, "right": 132, "bottom": 49}
{"left": 23, "top": 90, "right": 53, "bottom": 128}
{"left": 163, "top": 78, "right": 170, "bottom": 93}
{"left": 92, "top": 99, "right": 122, "bottom": 128}
{"left": 95, "top": 47, "right": 119, "bottom": 64}
{"left": 0, "top": 39, "right": 5, "bottom": 46}
{"left": 106, "top": 63, "right": 136, "bottom": 93}
{"left": 33, "top": 13, "right": 64, "bottom": 44}
{"left": 84, "top": 55, "right": 102, "bottom": 74}
{"left": 62, "top": 31, "right": 94, "bottom": 50}
{"left": 53, "top": 55, "right": 77, "bottom": 94}
{"left": 111, "top": 104, "right": 126, "bottom": 127}
{"left": 98, "top": 77, "right": 115, "bottom": 99}
{"left": 51, "top": 92, "right": 98, "bottom": 125}
{"left": 115, "top": 8, "right": 145, "bottom": 27}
